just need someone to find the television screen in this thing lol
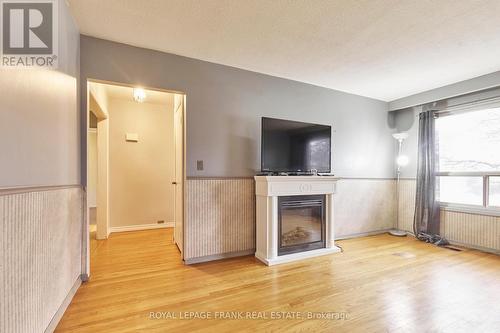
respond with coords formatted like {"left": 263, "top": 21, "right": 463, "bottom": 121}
{"left": 261, "top": 117, "right": 331, "bottom": 173}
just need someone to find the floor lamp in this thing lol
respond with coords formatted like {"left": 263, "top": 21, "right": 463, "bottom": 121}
{"left": 389, "top": 132, "right": 409, "bottom": 237}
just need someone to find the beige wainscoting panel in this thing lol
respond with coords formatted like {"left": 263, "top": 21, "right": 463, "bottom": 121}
{"left": 185, "top": 179, "right": 256, "bottom": 261}
{"left": 334, "top": 179, "right": 397, "bottom": 238}
{"left": 0, "top": 187, "right": 83, "bottom": 333}
{"left": 398, "top": 179, "right": 416, "bottom": 233}
{"left": 399, "top": 179, "right": 500, "bottom": 252}
{"left": 441, "top": 211, "right": 500, "bottom": 251}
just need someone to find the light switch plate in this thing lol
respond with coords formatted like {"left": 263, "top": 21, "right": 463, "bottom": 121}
{"left": 197, "top": 160, "right": 204, "bottom": 171}
{"left": 126, "top": 133, "right": 139, "bottom": 142}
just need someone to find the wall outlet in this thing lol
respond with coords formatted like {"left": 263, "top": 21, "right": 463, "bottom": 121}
{"left": 157, "top": 220, "right": 165, "bottom": 224}
{"left": 197, "top": 160, "right": 204, "bottom": 171}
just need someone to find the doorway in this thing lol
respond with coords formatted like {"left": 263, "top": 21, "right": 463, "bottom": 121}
{"left": 84, "top": 80, "right": 186, "bottom": 278}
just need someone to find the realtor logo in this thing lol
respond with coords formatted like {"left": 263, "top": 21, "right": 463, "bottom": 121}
{"left": 1, "top": 0, "right": 58, "bottom": 67}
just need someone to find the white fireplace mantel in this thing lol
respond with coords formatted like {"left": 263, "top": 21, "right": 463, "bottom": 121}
{"left": 254, "top": 176, "right": 341, "bottom": 266}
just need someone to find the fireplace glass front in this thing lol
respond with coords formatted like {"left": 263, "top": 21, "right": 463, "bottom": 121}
{"left": 278, "top": 195, "right": 326, "bottom": 255}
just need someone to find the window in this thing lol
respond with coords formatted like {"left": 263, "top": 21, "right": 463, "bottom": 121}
{"left": 438, "top": 176, "right": 483, "bottom": 206}
{"left": 436, "top": 107, "right": 500, "bottom": 210}
{"left": 490, "top": 177, "right": 500, "bottom": 207}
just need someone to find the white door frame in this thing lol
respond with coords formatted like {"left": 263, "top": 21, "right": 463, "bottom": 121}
{"left": 173, "top": 93, "right": 186, "bottom": 258}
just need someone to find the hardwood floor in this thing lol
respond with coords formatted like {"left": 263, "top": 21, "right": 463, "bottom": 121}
{"left": 56, "top": 229, "right": 500, "bottom": 332}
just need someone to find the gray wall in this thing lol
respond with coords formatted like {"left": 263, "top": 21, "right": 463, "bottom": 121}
{"left": 80, "top": 36, "right": 395, "bottom": 180}
{"left": 0, "top": 2, "right": 83, "bottom": 333}
{"left": 0, "top": 1, "right": 80, "bottom": 188}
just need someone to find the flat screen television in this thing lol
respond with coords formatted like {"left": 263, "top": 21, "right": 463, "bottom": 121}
{"left": 261, "top": 117, "right": 331, "bottom": 173}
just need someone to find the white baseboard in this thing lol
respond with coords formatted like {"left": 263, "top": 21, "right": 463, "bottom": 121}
{"left": 110, "top": 222, "right": 174, "bottom": 233}
{"left": 401, "top": 231, "right": 499, "bottom": 255}
{"left": 184, "top": 249, "right": 255, "bottom": 265}
{"left": 256, "top": 246, "right": 342, "bottom": 266}
{"left": 446, "top": 240, "right": 500, "bottom": 255}
{"left": 335, "top": 229, "right": 393, "bottom": 240}
{"left": 45, "top": 276, "right": 81, "bottom": 333}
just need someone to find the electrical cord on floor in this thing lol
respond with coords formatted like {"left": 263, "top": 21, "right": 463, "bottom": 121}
{"left": 414, "top": 211, "right": 449, "bottom": 247}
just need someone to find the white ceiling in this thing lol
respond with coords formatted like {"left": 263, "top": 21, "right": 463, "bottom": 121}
{"left": 68, "top": 0, "right": 500, "bottom": 101}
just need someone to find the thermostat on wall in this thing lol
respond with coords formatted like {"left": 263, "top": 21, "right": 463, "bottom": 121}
{"left": 126, "top": 133, "right": 139, "bottom": 142}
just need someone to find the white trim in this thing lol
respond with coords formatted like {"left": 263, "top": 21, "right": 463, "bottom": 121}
{"left": 44, "top": 276, "right": 81, "bottom": 333}
{"left": 255, "top": 247, "right": 341, "bottom": 266}
{"left": 445, "top": 240, "right": 500, "bottom": 255}
{"left": 437, "top": 172, "right": 500, "bottom": 177}
{"left": 0, "top": 184, "right": 81, "bottom": 195}
{"left": 184, "top": 249, "right": 255, "bottom": 265}
{"left": 405, "top": 232, "right": 500, "bottom": 255}
{"left": 335, "top": 229, "right": 394, "bottom": 240}
{"left": 110, "top": 223, "right": 174, "bottom": 233}
{"left": 440, "top": 203, "right": 500, "bottom": 217}
{"left": 438, "top": 173, "right": 500, "bottom": 210}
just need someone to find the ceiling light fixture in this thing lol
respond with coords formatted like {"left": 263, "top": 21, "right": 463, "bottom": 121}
{"left": 133, "top": 88, "right": 146, "bottom": 103}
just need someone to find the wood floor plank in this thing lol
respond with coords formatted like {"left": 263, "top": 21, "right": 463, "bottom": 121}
{"left": 56, "top": 229, "right": 500, "bottom": 332}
